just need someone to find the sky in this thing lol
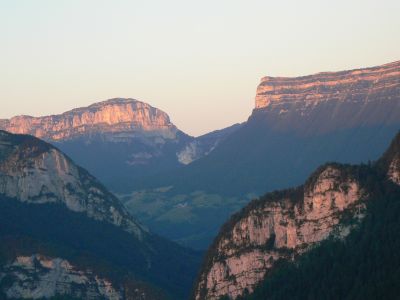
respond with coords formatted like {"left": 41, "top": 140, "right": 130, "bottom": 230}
{"left": 1, "top": 0, "right": 399, "bottom": 136}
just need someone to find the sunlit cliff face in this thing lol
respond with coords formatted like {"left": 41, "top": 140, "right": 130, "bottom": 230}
{"left": 0, "top": 98, "right": 177, "bottom": 141}
{"left": 194, "top": 166, "right": 365, "bottom": 300}
{"left": 255, "top": 60, "right": 400, "bottom": 110}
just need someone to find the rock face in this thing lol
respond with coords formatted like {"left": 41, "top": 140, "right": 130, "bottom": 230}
{"left": 0, "top": 98, "right": 177, "bottom": 141}
{"left": 0, "top": 130, "right": 144, "bottom": 238}
{"left": 194, "top": 165, "right": 365, "bottom": 299}
{"left": 253, "top": 60, "right": 400, "bottom": 134}
{"left": 1, "top": 255, "right": 123, "bottom": 300}
{"left": 256, "top": 60, "right": 400, "bottom": 109}
{"left": 378, "top": 131, "right": 400, "bottom": 185}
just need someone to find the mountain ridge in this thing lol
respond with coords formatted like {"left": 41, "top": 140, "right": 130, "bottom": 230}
{"left": 0, "top": 130, "right": 201, "bottom": 299}
{"left": 255, "top": 60, "right": 400, "bottom": 110}
{"left": 0, "top": 98, "right": 178, "bottom": 141}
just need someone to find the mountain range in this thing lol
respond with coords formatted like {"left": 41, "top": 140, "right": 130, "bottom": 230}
{"left": 122, "top": 60, "right": 400, "bottom": 249}
{"left": 1, "top": 61, "right": 399, "bottom": 251}
{"left": 1, "top": 118, "right": 399, "bottom": 299}
{"left": 0, "top": 59, "right": 400, "bottom": 300}
{"left": 0, "top": 98, "right": 240, "bottom": 192}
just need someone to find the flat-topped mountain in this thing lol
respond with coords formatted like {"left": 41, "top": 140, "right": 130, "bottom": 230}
{"left": 146, "top": 60, "right": 400, "bottom": 195}
{"left": 253, "top": 60, "right": 400, "bottom": 134}
{"left": 123, "top": 60, "right": 400, "bottom": 250}
{"left": 256, "top": 60, "right": 400, "bottom": 109}
{"left": 0, "top": 98, "right": 177, "bottom": 141}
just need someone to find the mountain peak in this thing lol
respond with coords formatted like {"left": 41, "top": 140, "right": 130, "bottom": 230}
{"left": 255, "top": 60, "right": 400, "bottom": 110}
{"left": 0, "top": 98, "right": 177, "bottom": 141}
{"left": 84, "top": 97, "right": 147, "bottom": 110}
{"left": 92, "top": 97, "right": 139, "bottom": 105}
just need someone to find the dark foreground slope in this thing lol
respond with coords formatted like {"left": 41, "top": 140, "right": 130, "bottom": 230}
{"left": 0, "top": 131, "right": 201, "bottom": 299}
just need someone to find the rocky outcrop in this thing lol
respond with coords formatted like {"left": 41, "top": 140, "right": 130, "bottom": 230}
{"left": 0, "top": 254, "right": 124, "bottom": 300}
{"left": 0, "top": 98, "right": 177, "bottom": 141}
{"left": 388, "top": 156, "right": 400, "bottom": 185}
{"left": 253, "top": 60, "right": 400, "bottom": 134}
{"left": 194, "top": 165, "right": 366, "bottom": 300}
{"left": 378, "top": 131, "right": 400, "bottom": 185}
{"left": 177, "top": 123, "right": 243, "bottom": 165}
{"left": 0, "top": 130, "right": 145, "bottom": 238}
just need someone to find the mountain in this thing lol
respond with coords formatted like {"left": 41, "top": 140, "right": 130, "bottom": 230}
{"left": 0, "top": 99, "right": 176, "bottom": 141}
{"left": 0, "top": 98, "right": 240, "bottom": 192}
{"left": 0, "top": 130, "right": 201, "bottom": 299}
{"left": 146, "top": 60, "right": 400, "bottom": 194}
{"left": 0, "top": 130, "right": 143, "bottom": 237}
{"left": 121, "top": 60, "right": 400, "bottom": 249}
{"left": 193, "top": 131, "right": 400, "bottom": 300}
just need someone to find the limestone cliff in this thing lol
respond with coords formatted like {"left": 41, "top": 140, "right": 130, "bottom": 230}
{"left": 256, "top": 60, "right": 400, "bottom": 109}
{"left": 0, "top": 254, "right": 124, "bottom": 300}
{"left": 0, "top": 98, "right": 177, "bottom": 141}
{"left": 252, "top": 60, "right": 400, "bottom": 134}
{"left": 194, "top": 165, "right": 365, "bottom": 299}
{"left": 0, "top": 130, "right": 145, "bottom": 238}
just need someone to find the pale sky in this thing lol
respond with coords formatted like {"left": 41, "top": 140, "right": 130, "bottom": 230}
{"left": 1, "top": 0, "right": 399, "bottom": 136}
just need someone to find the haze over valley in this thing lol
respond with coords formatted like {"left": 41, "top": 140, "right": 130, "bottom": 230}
{"left": 1, "top": 1, "right": 400, "bottom": 299}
